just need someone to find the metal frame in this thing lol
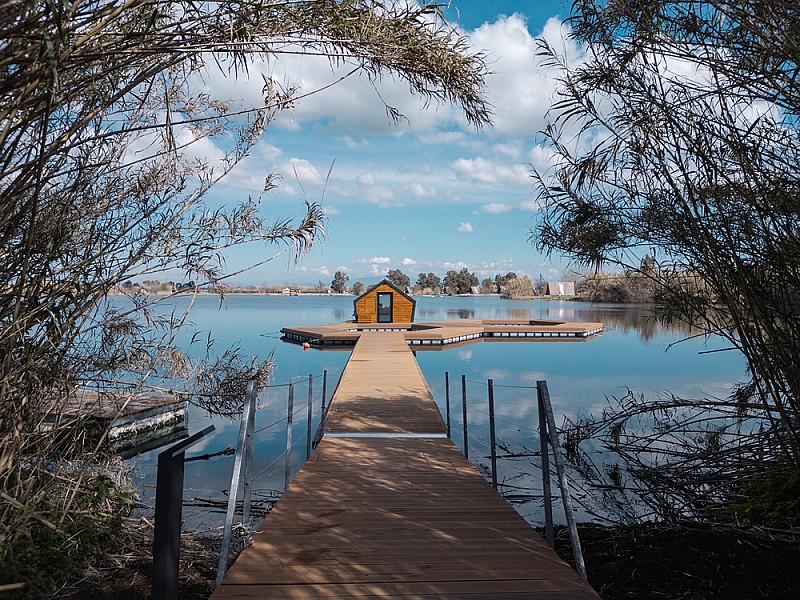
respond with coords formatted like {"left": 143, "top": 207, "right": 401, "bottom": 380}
{"left": 215, "top": 382, "right": 257, "bottom": 586}
{"left": 152, "top": 424, "right": 215, "bottom": 600}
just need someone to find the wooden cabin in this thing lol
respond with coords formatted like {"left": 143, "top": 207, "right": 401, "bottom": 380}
{"left": 354, "top": 279, "right": 416, "bottom": 323}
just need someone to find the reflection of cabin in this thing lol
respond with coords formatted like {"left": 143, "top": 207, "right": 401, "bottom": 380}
{"left": 544, "top": 281, "right": 576, "bottom": 296}
{"left": 354, "top": 280, "right": 416, "bottom": 323}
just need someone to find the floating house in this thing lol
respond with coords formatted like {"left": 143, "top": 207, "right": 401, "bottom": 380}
{"left": 353, "top": 279, "right": 416, "bottom": 323}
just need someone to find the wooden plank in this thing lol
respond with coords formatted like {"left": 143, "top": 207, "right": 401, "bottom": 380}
{"left": 212, "top": 436, "right": 599, "bottom": 599}
{"left": 324, "top": 332, "right": 445, "bottom": 435}
{"left": 212, "top": 330, "right": 600, "bottom": 599}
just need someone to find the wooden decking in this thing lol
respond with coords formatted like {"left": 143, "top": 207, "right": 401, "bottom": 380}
{"left": 324, "top": 332, "right": 445, "bottom": 435}
{"left": 211, "top": 332, "right": 600, "bottom": 599}
{"left": 45, "top": 390, "right": 188, "bottom": 457}
{"left": 281, "top": 318, "right": 603, "bottom": 349}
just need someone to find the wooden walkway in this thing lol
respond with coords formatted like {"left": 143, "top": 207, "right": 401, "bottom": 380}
{"left": 212, "top": 332, "right": 599, "bottom": 599}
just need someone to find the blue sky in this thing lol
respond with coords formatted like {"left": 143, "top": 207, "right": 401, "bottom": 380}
{"left": 201, "top": 1, "right": 581, "bottom": 286}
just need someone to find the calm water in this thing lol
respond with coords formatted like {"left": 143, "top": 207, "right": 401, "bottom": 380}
{"left": 125, "top": 294, "right": 745, "bottom": 527}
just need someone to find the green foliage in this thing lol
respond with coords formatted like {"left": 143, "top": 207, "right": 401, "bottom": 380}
{"left": 386, "top": 269, "right": 410, "bottom": 289}
{"left": 501, "top": 276, "right": 535, "bottom": 300}
{"left": 331, "top": 270, "right": 350, "bottom": 293}
{"left": 0, "top": 1, "right": 489, "bottom": 591}
{"left": 443, "top": 268, "right": 478, "bottom": 295}
{"left": 415, "top": 272, "right": 441, "bottom": 294}
{"left": 725, "top": 465, "right": 800, "bottom": 528}
{"left": 533, "top": 0, "right": 800, "bottom": 464}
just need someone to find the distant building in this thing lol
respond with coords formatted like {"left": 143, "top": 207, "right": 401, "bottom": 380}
{"left": 353, "top": 279, "right": 416, "bottom": 323}
{"left": 544, "top": 282, "right": 576, "bottom": 296}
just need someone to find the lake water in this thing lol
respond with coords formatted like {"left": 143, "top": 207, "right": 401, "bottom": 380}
{"left": 125, "top": 294, "right": 746, "bottom": 528}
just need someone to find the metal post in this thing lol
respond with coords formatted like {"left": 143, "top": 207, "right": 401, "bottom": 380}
{"left": 321, "top": 370, "right": 328, "bottom": 414}
{"left": 216, "top": 380, "right": 258, "bottom": 586}
{"left": 537, "top": 380, "right": 587, "bottom": 581}
{"left": 488, "top": 379, "right": 497, "bottom": 490}
{"left": 284, "top": 381, "right": 295, "bottom": 491}
{"left": 537, "top": 387, "right": 554, "bottom": 547}
{"left": 242, "top": 381, "right": 256, "bottom": 526}
{"left": 461, "top": 375, "right": 469, "bottom": 459}
{"left": 306, "top": 374, "right": 313, "bottom": 459}
{"left": 154, "top": 425, "right": 215, "bottom": 599}
{"left": 445, "top": 371, "right": 451, "bottom": 438}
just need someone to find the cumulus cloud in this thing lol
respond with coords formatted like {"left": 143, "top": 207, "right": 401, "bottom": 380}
{"left": 403, "top": 181, "right": 437, "bottom": 199}
{"left": 357, "top": 172, "right": 395, "bottom": 206}
{"left": 458, "top": 222, "right": 474, "bottom": 233}
{"left": 402, "top": 258, "right": 418, "bottom": 266}
{"left": 466, "top": 15, "right": 585, "bottom": 136}
{"left": 360, "top": 256, "right": 391, "bottom": 264}
{"left": 480, "top": 202, "right": 513, "bottom": 214}
{"left": 282, "top": 158, "right": 325, "bottom": 186}
{"left": 451, "top": 157, "right": 530, "bottom": 185}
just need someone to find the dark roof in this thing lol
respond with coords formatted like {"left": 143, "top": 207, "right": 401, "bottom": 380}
{"left": 354, "top": 279, "right": 416, "bottom": 306}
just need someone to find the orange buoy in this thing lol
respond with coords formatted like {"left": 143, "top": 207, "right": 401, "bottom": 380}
{"left": 302, "top": 342, "right": 310, "bottom": 350}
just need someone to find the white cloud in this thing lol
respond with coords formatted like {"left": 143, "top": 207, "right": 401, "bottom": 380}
{"left": 465, "top": 15, "right": 585, "bottom": 136}
{"left": 318, "top": 266, "right": 330, "bottom": 276}
{"left": 403, "top": 181, "right": 437, "bottom": 198}
{"left": 519, "top": 198, "right": 542, "bottom": 212}
{"left": 451, "top": 157, "right": 530, "bottom": 185}
{"left": 343, "top": 135, "right": 369, "bottom": 148}
{"left": 480, "top": 202, "right": 513, "bottom": 214}
{"left": 458, "top": 222, "right": 474, "bottom": 233}
{"left": 402, "top": 258, "right": 418, "bottom": 266}
{"left": 283, "top": 158, "right": 325, "bottom": 186}
{"left": 493, "top": 141, "right": 523, "bottom": 159}
{"left": 356, "top": 172, "right": 395, "bottom": 206}
{"left": 360, "top": 256, "right": 391, "bottom": 264}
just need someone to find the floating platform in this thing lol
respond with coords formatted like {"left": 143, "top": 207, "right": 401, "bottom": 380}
{"left": 46, "top": 390, "right": 188, "bottom": 457}
{"left": 282, "top": 318, "right": 604, "bottom": 349}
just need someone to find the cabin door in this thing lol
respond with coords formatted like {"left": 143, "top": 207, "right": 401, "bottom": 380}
{"left": 376, "top": 292, "right": 393, "bottom": 323}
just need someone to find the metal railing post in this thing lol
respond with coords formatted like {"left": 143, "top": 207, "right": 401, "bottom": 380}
{"left": 445, "top": 371, "right": 451, "bottom": 438}
{"left": 537, "top": 380, "right": 587, "bottom": 581}
{"left": 321, "top": 370, "right": 327, "bottom": 414}
{"left": 488, "top": 378, "right": 497, "bottom": 490}
{"left": 537, "top": 386, "right": 554, "bottom": 547}
{"left": 284, "top": 380, "right": 295, "bottom": 491}
{"left": 306, "top": 374, "right": 314, "bottom": 459}
{"left": 242, "top": 382, "right": 256, "bottom": 526}
{"left": 153, "top": 425, "right": 215, "bottom": 599}
{"left": 215, "top": 381, "right": 257, "bottom": 586}
{"left": 461, "top": 375, "right": 469, "bottom": 459}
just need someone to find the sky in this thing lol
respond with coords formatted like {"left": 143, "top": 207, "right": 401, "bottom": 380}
{"left": 197, "top": 1, "right": 581, "bottom": 286}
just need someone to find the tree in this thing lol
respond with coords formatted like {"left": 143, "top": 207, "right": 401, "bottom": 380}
{"left": 494, "top": 272, "right": 517, "bottom": 290}
{"left": 351, "top": 281, "right": 367, "bottom": 296}
{"left": 386, "top": 269, "right": 411, "bottom": 289}
{"left": 415, "top": 272, "right": 442, "bottom": 294}
{"left": 533, "top": 0, "right": 800, "bottom": 465}
{"left": 501, "top": 276, "right": 534, "bottom": 300}
{"left": 480, "top": 278, "right": 496, "bottom": 294}
{"left": 443, "top": 268, "right": 479, "bottom": 295}
{"left": 331, "top": 271, "right": 350, "bottom": 293}
{"left": 0, "top": 0, "right": 490, "bottom": 592}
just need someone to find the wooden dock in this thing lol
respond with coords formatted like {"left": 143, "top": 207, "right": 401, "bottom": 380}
{"left": 212, "top": 332, "right": 600, "bottom": 599}
{"left": 45, "top": 390, "right": 188, "bottom": 457}
{"left": 281, "top": 318, "right": 603, "bottom": 349}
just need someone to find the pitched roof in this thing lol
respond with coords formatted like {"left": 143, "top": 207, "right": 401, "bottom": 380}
{"left": 354, "top": 279, "right": 416, "bottom": 306}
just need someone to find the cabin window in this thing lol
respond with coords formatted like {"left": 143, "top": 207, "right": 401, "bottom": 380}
{"left": 377, "top": 292, "right": 393, "bottom": 323}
